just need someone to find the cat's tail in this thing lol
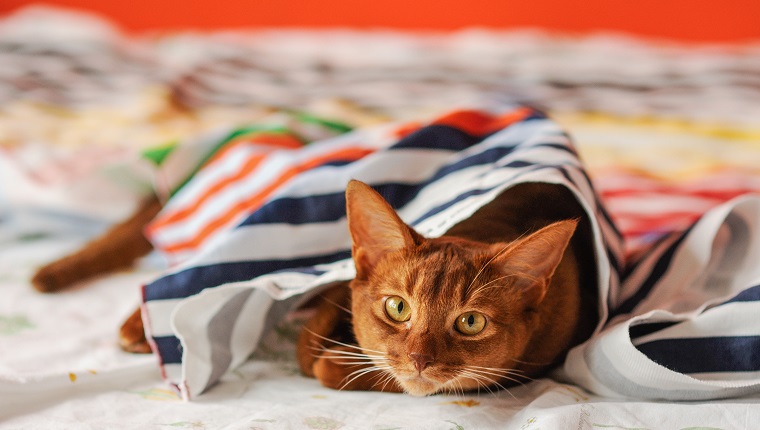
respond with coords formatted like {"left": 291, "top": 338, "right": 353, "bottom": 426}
{"left": 31, "top": 195, "right": 162, "bottom": 293}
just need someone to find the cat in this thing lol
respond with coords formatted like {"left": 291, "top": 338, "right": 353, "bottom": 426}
{"left": 297, "top": 180, "right": 597, "bottom": 395}
{"left": 31, "top": 178, "right": 597, "bottom": 388}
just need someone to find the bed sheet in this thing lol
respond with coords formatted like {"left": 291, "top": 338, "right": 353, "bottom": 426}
{"left": 2, "top": 6, "right": 760, "bottom": 429}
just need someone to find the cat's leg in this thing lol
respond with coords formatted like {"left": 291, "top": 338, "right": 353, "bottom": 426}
{"left": 119, "top": 307, "right": 152, "bottom": 353}
{"left": 31, "top": 195, "right": 161, "bottom": 292}
{"left": 296, "top": 282, "right": 352, "bottom": 377}
{"left": 312, "top": 346, "right": 403, "bottom": 392}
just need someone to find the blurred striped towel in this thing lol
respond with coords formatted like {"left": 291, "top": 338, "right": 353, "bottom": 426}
{"left": 141, "top": 104, "right": 760, "bottom": 401}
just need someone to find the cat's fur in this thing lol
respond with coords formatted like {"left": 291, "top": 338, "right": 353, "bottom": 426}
{"left": 297, "top": 180, "right": 597, "bottom": 395}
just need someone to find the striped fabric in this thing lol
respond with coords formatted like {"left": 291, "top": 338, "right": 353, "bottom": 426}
{"left": 142, "top": 104, "right": 760, "bottom": 401}
{"left": 146, "top": 112, "right": 356, "bottom": 264}
{"left": 565, "top": 196, "right": 760, "bottom": 400}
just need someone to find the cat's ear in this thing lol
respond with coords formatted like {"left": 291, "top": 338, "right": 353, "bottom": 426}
{"left": 493, "top": 219, "right": 578, "bottom": 307}
{"left": 346, "top": 180, "right": 421, "bottom": 280}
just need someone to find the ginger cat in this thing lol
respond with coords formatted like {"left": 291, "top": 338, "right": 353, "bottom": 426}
{"left": 297, "top": 180, "right": 597, "bottom": 395}
{"left": 31, "top": 178, "right": 596, "bottom": 388}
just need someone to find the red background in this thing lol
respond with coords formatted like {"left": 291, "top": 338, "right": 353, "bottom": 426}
{"left": 1, "top": 0, "right": 759, "bottom": 42}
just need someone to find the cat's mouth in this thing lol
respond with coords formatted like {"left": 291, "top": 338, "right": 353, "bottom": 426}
{"left": 393, "top": 367, "right": 457, "bottom": 397}
{"left": 396, "top": 374, "right": 441, "bottom": 396}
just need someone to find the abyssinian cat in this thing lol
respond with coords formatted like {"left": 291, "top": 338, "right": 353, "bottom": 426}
{"left": 298, "top": 180, "right": 597, "bottom": 395}
{"left": 31, "top": 178, "right": 597, "bottom": 393}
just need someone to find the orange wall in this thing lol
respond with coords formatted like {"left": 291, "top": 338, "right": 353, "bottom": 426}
{"left": 2, "top": 0, "right": 759, "bottom": 42}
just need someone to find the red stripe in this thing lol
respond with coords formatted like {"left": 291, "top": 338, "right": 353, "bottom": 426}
{"left": 431, "top": 107, "right": 534, "bottom": 136}
{"left": 149, "top": 135, "right": 305, "bottom": 234}
{"left": 159, "top": 146, "right": 375, "bottom": 254}
{"left": 147, "top": 151, "right": 268, "bottom": 233}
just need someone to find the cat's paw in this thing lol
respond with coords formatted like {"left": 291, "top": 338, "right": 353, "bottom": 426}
{"left": 119, "top": 307, "right": 152, "bottom": 354}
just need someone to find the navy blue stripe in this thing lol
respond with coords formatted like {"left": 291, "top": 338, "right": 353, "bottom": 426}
{"left": 238, "top": 183, "right": 422, "bottom": 226}
{"left": 145, "top": 250, "right": 352, "bottom": 301}
{"left": 720, "top": 285, "right": 760, "bottom": 305}
{"left": 547, "top": 163, "right": 624, "bottom": 282}
{"left": 409, "top": 160, "right": 590, "bottom": 227}
{"left": 391, "top": 124, "right": 483, "bottom": 151}
{"left": 271, "top": 266, "right": 328, "bottom": 276}
{"left": 153, "top": 335, "right": 183, "bottom": 364}
{"left": 612, "top": 227, "right": 693, "bottom": 317}
{"left": 390, "top": 111, "right": 545, "bottom": 151}
{"left": 319, "top": 159, "right": 357, "bottom": 168}
{"left": 636, "top": 336, "right": 760, "bottom": 374}
{"left": 241, "top": 192, "right": 345, "bottom": 226}
{"left": 533, "top": 141, "right": 579, "bottom": 156}
{"left": 410, "top": 187, "right": 496, "bottom": 227}
{"left": 629, "top": 321, "right": 679, "bottom": 339}
{"left": 421, "top": 145, "right": 522, "bottom": 185}
{"left": 237, "top": 145, "right": 525, "bottom": 227}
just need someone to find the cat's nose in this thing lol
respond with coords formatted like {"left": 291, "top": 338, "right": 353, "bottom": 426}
{"left": 408, "top": 352, "right": 434, "bottom": 373}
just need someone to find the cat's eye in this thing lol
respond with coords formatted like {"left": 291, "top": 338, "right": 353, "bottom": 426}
{"left": 385, "top": 296, "right": 412, "bottom": 322}
{"left": 455, "top": 312, "right": 486, "bottom": 335}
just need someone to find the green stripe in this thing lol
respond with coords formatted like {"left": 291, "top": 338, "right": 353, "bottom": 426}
{"left": 293, "top": 111, "right": 353, "bottom": 133}
{"left": 142, "top": 142, "right": 179, "bottom": 166}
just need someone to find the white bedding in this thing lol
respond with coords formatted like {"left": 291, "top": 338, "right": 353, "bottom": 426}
{"left": 3, "top": 237, "right": 760, "bottom": 429}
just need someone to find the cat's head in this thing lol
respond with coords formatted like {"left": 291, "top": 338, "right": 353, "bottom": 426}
{"left": 345, "top": 180, "right": 577, "bottom": 396}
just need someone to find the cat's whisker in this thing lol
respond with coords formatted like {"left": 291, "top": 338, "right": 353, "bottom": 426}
{"left": 440, "top": 372, "right": 470, "bottom": 397}
{"left": 365, "top": 367, "right": 393, "bottom": 387}
{"left": 339, "top": 365, "right": 394, "bottom": 390}
{"left": 463, "top": 369, "right": 511, "bottom": 390}
{"left": 317, "top": 293, "right": 353, "bottom": 315}
{"left": 343, "top": 364, "right": 392, "bottom": 379}
{"left": 505, "top": 357, "right": 552, "bottom": 366}
{"left": 467, "top": 370, "right": 517, "bottom": 400}
{"left": 454, "top": 377, "right": 466, "bottom": 397}
{"left": 465, "top": 242, "right": 512, "bottom": 295}
{"left": 317, "top": 356, "right": 387, "bottom": 365}
{"left": 466, "top": 365, "right": 528, "bottom": 376}
{"left": 316, "top": 356, "right": 385, "bottom": 366}
{"left": 466, "top": 365, "right": 535, "bottom": 383}
{"left": 458, "top": 370, "right": 500, "bottom": 398}
{"left": 469, "top": 273, "right": 520, "bottom": 296}
{"left": 309, "top": 346, "right": 387, "bottom": 360}
{"left": 464, "top": 371, "right": 496, "bottom": 393}
{"left": 307, "top": 346, "right": 383, "bottom": 362}
{"left": 369, "top": 370, "right": 397, "bottom": 392}
{"left": 466, "top": 367, "right": 522, "bottom": 381}
{"left": 378, "top": 371, "right": 397, "bottom": 392}
{"left": 464, "top": 367, "right": 529, "bottom": 392}
{"left": 302, "top": 327, "right": 386, "bottom": 355}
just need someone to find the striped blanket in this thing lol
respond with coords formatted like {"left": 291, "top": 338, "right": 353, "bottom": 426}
{"left": 142, "top": 104, "right": 760, "bottom": 401}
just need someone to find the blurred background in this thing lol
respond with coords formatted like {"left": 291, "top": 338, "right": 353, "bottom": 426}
{"left": 1, "top": 1, "right": 759, "bottom": 246}
{"left": 2, "top": 0, "right": 760, "bottom": 41}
